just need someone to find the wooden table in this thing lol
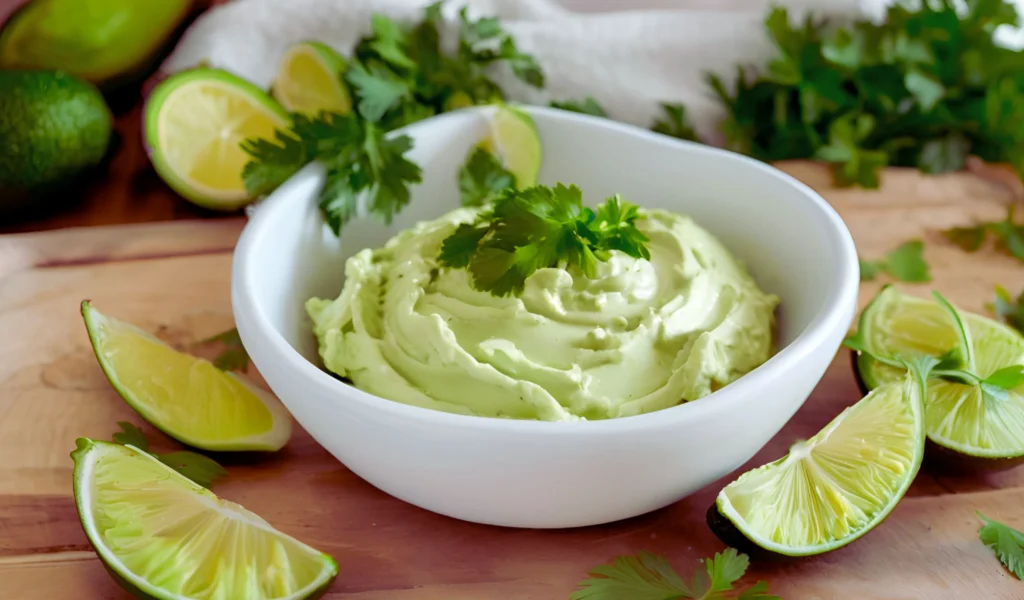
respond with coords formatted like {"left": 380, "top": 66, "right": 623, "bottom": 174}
{"left": 2, "top": 161, "right": 1024, "bottom": 599}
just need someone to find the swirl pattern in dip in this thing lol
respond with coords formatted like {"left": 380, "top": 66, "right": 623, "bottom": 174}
{"left": 307, "top": 206, "right": 779, "bottom": 421}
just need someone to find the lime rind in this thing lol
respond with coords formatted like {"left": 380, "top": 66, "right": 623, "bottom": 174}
{"left": 272, "top": 41, "right": 352, "bottom": 115}
{"left": 854, "top": 286, "right": 1024, "bottom": 459}
{"left": 489, "top": 104, "right": 542, "bottom": 189}
{"left": 143, "top": 67, "right": 289, "bottom": 210}
{"left": 81, "top": 301, "right": 292, "bottom": 451}
{"left": 715, "top": 372, "right": 925, "bottom": 556}
{"left": 72, "top": 439, "right": 338, "bottom": 600}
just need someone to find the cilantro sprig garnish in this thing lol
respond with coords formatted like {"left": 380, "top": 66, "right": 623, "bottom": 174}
{"left": 571, "top": 548, "right": 779, "bottom": 600}
{"left": 859, "top": 240, "right": 931, "bottom": 283}
{"left": 438, "top": 184, "right": 650, "bottom": 296}
{"left": 683, "top": 2, "right": 1024, "bottom": 187}
{"left": 112, "top": 423, "right": 227, "bottom": 489}
{"left": 458, "top": 146, "right": 515, "bottom": 207}
{"left": 979, "top": 513, "right": 1024, "bottom": 581}
{"left": 240, "top": 2, "right": 544, "bottom": 235}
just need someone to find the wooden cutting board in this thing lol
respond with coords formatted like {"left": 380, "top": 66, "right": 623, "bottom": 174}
{"left": 2, "top": 162, "right": 1024, "bottom": 600}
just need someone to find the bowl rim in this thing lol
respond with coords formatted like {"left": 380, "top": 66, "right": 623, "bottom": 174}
{"left": 232, "top": 105, "right": 859, "bottom": 436}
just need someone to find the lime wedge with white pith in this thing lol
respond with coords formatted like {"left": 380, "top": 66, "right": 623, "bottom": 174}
{"left": 709, "top": 371, "right": 926, "bottom": 556}
{"left": 489, "top": 105, "right": 542, "bottom": 188}
{"left": 272, "top": 41, "right": 352, "bottom": 115}
{"left": 144, "top": 68, "right": 289, "bottom": 210}
{"left": 72, "top": 439, "right": 337, "bottom": 600}
{"left": 82, "top": 301, "right": 291, "bottom": 451}
{"left": 853, "top": 286, "right": 1024, "bottom": 459}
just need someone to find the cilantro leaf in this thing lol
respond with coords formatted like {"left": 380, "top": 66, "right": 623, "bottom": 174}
{"left": 571, "top": 548, "right": 778, "bottom": 600}
{"left": 110, "top": 424, "right": 227, "bottom": 489}
{"left": 550, "top": 97, "right": 608, "bottom": 118}
{"left": 438, "top": 185, "right": 651, "bottom": 296}
{"left": 112, "top": 422, "right": 149, "bottom": 451}
{"left": 991, "top": 285, "right": 1024, "bottom": 334}
{"left": 979, "top": 513, "right": 1024, "bottom": 580}
{"left": 498, "top": 36, "right": 544, "bottom": 88}
{"left": 651, "top": 103, "right": 700, "bottom": 142}
{"left": 984, "top": 364, "right": 1024, "bottom": 390}
{"left": 347, "top": 61, "right": 412, "bottom": 123}
{"left": 459, "top": 146, "right": 515, "bottom": 206}
{"left": 942, "top": 224, "right": 986, "bottom": 252}
{"left": 859, "top": 240, "right": 931, "bottom": 283}
{"left": 368, "top": 14, "right": 416, "bottom": 70}
{"left": 157, "top": 452, "right": 228, "bottom": 489}
{"left": 202, "top": 327, "right": 250, "bottom": 372}
{"left": 240, "top": 128, "right": 309, "bottom": 197}
{"left": 940, "top": 206, "right": 1024, "bottom": 263}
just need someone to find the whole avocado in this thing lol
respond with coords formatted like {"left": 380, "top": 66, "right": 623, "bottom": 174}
{"left": 0, "top": 70, "right": 113, "bottom": 216}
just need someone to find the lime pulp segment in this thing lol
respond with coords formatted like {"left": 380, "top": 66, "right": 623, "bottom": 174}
{"left": 82, "top": 302, "right": 291, "bottom": 451}
{"left": 73, "top": 439, "right": 337, "bottom": 600}
{"left": 489, "top": 105, "right": 542, "bottom": 189}
{"left": 715, "top": 373, "right": 925, "bottom": 556}
{"left": 855, "top": 286, "right": 1024, "bottom": 458}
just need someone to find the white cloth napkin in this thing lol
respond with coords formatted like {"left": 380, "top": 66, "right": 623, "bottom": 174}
{"left": 161, "top": 0, "right": 1024, "bottom": 140}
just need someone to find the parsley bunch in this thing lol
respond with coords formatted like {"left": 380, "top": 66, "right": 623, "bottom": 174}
{"left": 240, "top": 2, "right": 544, "bottom": 235}
{"left": 438, "top": 184, "right": 650, "bottom": 296}
{"left": 698, "top": 1, "right": 1024, "bottom": 187}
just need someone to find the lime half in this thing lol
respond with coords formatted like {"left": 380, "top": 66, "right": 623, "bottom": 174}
{"left": 489, "top": 105, "right": 542, "bottom": 189}
{"left": 710, "top": 371, "right": 926, "bottom": 556}
{"left": 82, "top": 301, "right": 291, "bottom": 451}
{"left": 72, "top": 439, "right": 337, "bottom": 599}
{"left": 272, "top": 41, "right": 351, "bottom": 115}
{"left": 854, "top": 286, "right": 1024, "bottom": 459}
{"left": 144, "top": 68, "right": 289, "bottom": 210}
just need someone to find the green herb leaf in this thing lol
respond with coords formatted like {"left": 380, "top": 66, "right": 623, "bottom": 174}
{"left": 157, "top": 451, "right": 228, "bottom": 489}
{"left": 550, "top": 97, "right": 608, "bottom": 117}
{"left": 459, "top": 146, "right": 515, "bottom": 206}
{"left": 942, "top": 224, "right": 986, "bottom": 252}
{"left": 368, "top": 13, "right": 416, "bottom": 70}
{"left": 438, "top": 184, "right": 650, "bottom": 296}
{"left": 859, "top": 240, "right": 931, "bottom": 283}
{"left": 940, "top": 206, "right": 1024, "bottom": 263}
{"left": 347, "top": 61, "right": 413, "bottom": 123}
{"left": 991, "top": 285, "right": 1024, "bottom": 334}
{"left": 110, "top": 424, "right": 227, "bottom": 489}
{"left": 651, "top": 103, "right": 700, "bottom": 141}
{"left": 571, "top": 548, "right": 778, "bottom": 600}
{"left": 202, "top": 327, "right": 250, "bottom": 372}
{"left": 112, "top": 422, "right": 149, "bottom": 451}
{"left": 979, "top": 513, "right": 1024, "bottom": 580}
{"left": 983, "top": 364, "right": 1024, "bottom": 390}
{"left": 932, "top": 291, "right": 975, "bottom": 372}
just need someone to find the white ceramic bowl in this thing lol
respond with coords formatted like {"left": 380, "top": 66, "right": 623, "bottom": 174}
{"left": 232, "top": 106, "right": 859, "bottom": 529}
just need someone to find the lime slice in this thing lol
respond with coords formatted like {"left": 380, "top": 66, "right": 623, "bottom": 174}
{"left": 854, "top": 286, "right": 1024, "bottom": 459}
{"left": 82, "top": 301, "right": 291, "bottom": 451}
{"left": 72, "top": 439, "right": 337, "bottom": 599}
{"left": 709, "top": 371, "right": 926, "bottom": 556}
{"left": 143, "top": 68, "right": 289, "bottom": 210}
{"left": 489, "top": 105, "right": 542, "bottom": 189}
{"left": 272, "top": 41, "right": 352, "bottom": 115}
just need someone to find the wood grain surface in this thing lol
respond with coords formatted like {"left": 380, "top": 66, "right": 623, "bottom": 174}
{"left": 1, "top": 163, "right": 1024, "bottom": 599}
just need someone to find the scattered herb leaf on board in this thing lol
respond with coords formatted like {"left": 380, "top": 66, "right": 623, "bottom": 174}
{"left": 202, "top": 327, "right": 251, "bottom": 372}
{"left": 979, "top": 513, "right": 1024, "bottom": 581}
{"left": 111, "top": 423, "right": 227, "bottom": 489}
{"left": 859, "top": 240, "right": 931, "bottom": 283}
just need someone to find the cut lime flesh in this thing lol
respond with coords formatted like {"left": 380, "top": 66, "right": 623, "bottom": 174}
{"left": 82, "top": 301, "right": 291, "bottom": 451}
{"left": 272, "top": 41, "right": 351, "bottom": 115}
{"left": 72, "top": 439, "right": 337, "bottom": 600}
{"left": 855, "top": 286, "right": 1024, "bottom": 459}
{"left": 144, "top": 68, "right": 289, "bottom": 210}
{"left": 489, "top": 105, "right": 541, "bottom": 189}
{"left": 715, "top": 372, "right": 925, "bottom": 556}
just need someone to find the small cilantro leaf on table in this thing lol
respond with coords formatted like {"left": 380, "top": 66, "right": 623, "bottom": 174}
{"left": 438, "top": 184, "right": 650, "bottom": 296}
{"left": 202, "top": 327, "right": 250, "bottom": 372}
{"left": 859, "top": 240, "right": 931, "bottom": 283}
{"left": 991, "top": 285, "right": 1024, "bottom": 334}
{"left": 940, "top": 206, "right": 1024, "bottom": 264}
{"left": 979, "top": 513, "right": 1024, "bottom": 581}
{"left": 459, "top": 146, "right": 515, "bottom": 206}
{"left": 550, "top": 97, "right": 608, "bottom": 118}
{"left": 571, "top": 548, "right": 778, "bottom": 600}
{"left": 111, "top": 423, "right": 227, "bottom": 489}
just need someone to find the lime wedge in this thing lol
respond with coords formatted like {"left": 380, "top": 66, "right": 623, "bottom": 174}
{"left": 143, "top": 68, "right": 289, "bottom": 210}
{"left": 72, "top": 439, "right": 337, "bottom": 599}
{"left": 82, "top": 301, "right": 291, "bottom": 451}
{"left": 709, "top": 371, "right": 926, "bottom": 556}
{"left": 272, "top": 41, "right": 352, "bottom": 115}
{"left": 854, "top": 286, "right": 1024, "bottom": 459}
{"left": 489, "top": 105, "right": 542, "bottom": 189}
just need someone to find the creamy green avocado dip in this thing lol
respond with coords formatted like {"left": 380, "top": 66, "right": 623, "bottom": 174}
{"left": 307, "top": 206, "right": 779, "bottom": 421}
